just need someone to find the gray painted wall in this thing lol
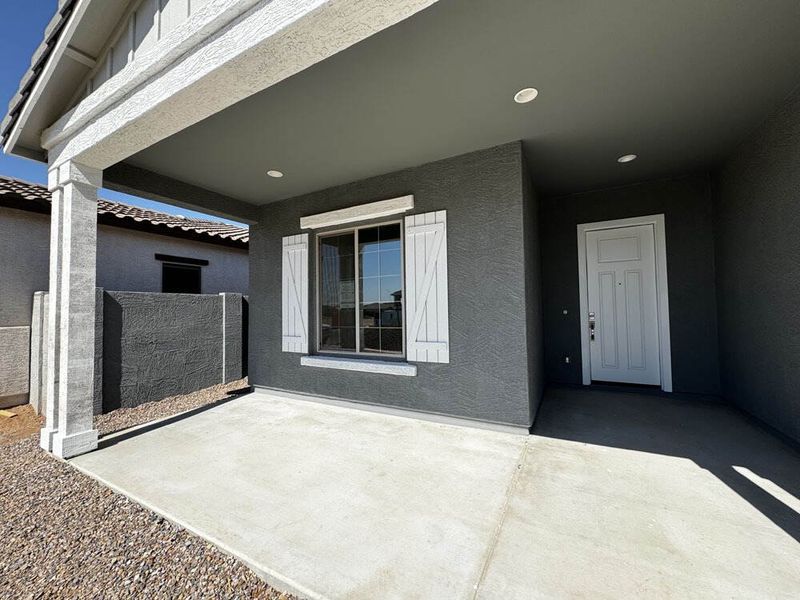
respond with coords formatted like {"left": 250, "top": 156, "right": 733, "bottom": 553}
{"left": 714, "top": 87, "right": 800, "bottom": 443}
{"left": 0, "top": 207, "right": 50, "bottom": 326}
{"left": 0, "top": 205, "right": 248, "bottom": 406}
{"left": 96, "top": 225, "right": 249, "bottom": 295}
{"left": 0, "top": 206, "right": 249, "bottom": 329}
{"left": 522, "top": 160, "right": 545, "bottom": 421}
{"left": 250, "top": 143, "right": 540, "bottom": 428}
{"left": 103, "top": 292, "right": 225, "bottom": 410}
{"left": 541, "top": 175, "right": 721, "bottom": 395}
{"left": 30, "top": 291, "right": 247, "bottom": 413}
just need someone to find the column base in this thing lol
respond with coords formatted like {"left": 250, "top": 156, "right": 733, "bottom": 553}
{"left": 52, "top": 429, "right": 99, "bottom": 458}
{"left": 40, "top": 427, "right": 57, "bottom": 452}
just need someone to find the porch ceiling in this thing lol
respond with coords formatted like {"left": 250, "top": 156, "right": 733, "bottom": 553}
{"left": 124, "top": 0, "right": 800, "bottom": 203}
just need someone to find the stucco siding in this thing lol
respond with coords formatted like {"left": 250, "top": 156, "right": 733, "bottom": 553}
{"left": 0, "top": 204, "right": 248, "bottom": 406}
{"left": 102, "top": 291, "right": 224, "bottom": 411}
{"left": 541, "top": 175, "right": 721, "bottom": 395}
{"left": 0, "top": 208, "right": 50, "bottom": 326}
{"left": 249, "top": 142, "right": 537, "bottom": 427}
{"left": 714, "top": 87, "right": 800, "bottom": 443}
{"left": 96, "top": 225, "right": 248, "bottom": 294}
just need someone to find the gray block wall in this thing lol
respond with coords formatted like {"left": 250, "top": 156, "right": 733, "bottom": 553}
{"left": 540, "top": 174, "right": 721, "bottom": 395}
{"left": 249, "top": 142, "right": 542, "bottom": 428}
{"left": 31, "top": 290, "right": 246, "bottom": 414}
{"left": 0, "top": 326, "right": 31, "bottom": 409}
{"left": 714, "top": 87, "right": 800, "bottom": 443}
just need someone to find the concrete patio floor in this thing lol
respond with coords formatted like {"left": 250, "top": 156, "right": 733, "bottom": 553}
{"left": 71, "top": 387, "right": 800, "bottom": 599}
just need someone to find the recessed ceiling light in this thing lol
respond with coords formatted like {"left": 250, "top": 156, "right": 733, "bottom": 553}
{"left": 617, "top": 154, "right": 637, "bottom": 163}
{"left": 267, "top": 170, "right": 284, "bottom": 178}
{"left": 514, "top": 87, "right": 539, "bottom": 104}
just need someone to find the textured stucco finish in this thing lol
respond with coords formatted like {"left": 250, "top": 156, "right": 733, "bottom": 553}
{"left": 0, "top": 326, "right": 31, "bottom": 406}
{"left": 522, "top": 160, "right": 545, "bottom": 422}
{"left": 0, "top": 206, "right": 248, "bottom": 329}
{"left": 0, "top": 204, "right": 247, "bottom": 409}
{"left": 102, "top": 292, "right": 224, "bottom": 410}
{"left": 47, "top": 0, "right": 439, "bottom": 171}
{"left": 714, "top": 87, "right": 800, "bottom": 443}
{"left": 0, "top": 207, "right": 50, "bottom": 326}
{"left": 30, "top": 290, "right": 247, "bottom": 414}
{"left": 541, "top": 175, "right": 721, "bottom": 395}
{"left": 96, "top": 225, "right": 248, "bottom": 295}
{"left": 221, "top": 293, "right": 244, "bottom": 383}
{"left": 250, "top": 143, "right": 539, "bottom": 427}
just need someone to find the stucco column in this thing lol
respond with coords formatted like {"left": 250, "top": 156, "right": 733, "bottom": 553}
{"left": 42, "top": 161, "right": 101, "bottom": 458}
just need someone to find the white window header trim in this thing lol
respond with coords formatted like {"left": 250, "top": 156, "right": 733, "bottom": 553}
{"left": 300, "top": 195, "right": 414, "bottom": 230}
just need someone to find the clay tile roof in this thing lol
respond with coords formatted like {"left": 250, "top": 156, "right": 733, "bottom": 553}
{"left": 1, "top": 0, "right": 77, "bottom": 148}
{"left": 0, "top": 175, "right": 249, "bottom": 247}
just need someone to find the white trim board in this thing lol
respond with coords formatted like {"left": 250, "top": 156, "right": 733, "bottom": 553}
{"left": 576, "top": 214, "right": 673, "bottom": 392}
{"left": 300, "top": 195, "right": 413, "bottom": 229}
{"left": 300, "top": 355, "right": 417, "bottom": 376}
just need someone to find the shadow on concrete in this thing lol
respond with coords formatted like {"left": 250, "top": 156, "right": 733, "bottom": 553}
{"left": 97, "top": 386, "right": 252, "bottom": 449}
{"left": 534, "top": 385, "right": 800, "bottom": 544}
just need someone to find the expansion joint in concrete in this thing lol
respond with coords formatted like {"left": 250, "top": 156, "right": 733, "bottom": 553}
{"left": 471, "top": 439, "right": 530, "bottom": 599}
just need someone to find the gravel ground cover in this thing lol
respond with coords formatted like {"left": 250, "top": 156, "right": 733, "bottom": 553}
{"left": 0, "top": 381, "right": 298, "bottom": 599}
{"left": 0, "top": 405, "right": 42, "bottom": 445}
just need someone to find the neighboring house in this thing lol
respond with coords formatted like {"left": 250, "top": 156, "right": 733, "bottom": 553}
{"left": 0, "top": 175, "right": 248, "bottom": 408}
{"left": 2, "top": 0, "right": 800, "bottom": 457}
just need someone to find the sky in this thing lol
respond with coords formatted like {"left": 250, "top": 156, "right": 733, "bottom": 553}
{"left": 0, "top": 0, "right": 245, "bottom": 227}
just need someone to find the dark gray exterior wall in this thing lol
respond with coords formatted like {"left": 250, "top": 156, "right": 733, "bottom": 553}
{"left": 249, "top": 142, "right": 540, "bottom": 427}
{"left": 103, "top": 292, "right": 224, "bottom": 410}
{"left": 541, "top": 175, "right": 721, "bottom": 395}
{"left": 522, "top": 160, "right": 545, "bottom": 422}
{"left": 714, "top": 87, "right": 800, "bottom": 443}
{"left": 31, "top": 291, "right": 248, "bottom": 414}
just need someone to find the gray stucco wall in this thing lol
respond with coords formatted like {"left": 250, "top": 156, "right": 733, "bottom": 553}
{"left": 103, "top": 291, "right": 224, "bottom": 410}
{"left": 96, "top": 225, "right": 249, "bottom": 295}
{"left": 30, "top": 290, "right": 246, "bottom": 414}
{"left": 714, "top": 87, "right": 800, "bottom": 443}
{"left": 0, "top": 207, "right": 50, "bottom": 327}
{"left": 541, "top": 174, "right": 721, "bottom": 395}
{"left": 0, "top": 207, "right": 249, "bottom": 330}
{"left": 250, "top": 142, "right": 538, "bottom": 427}
{"left": 0, "top": 205, "right": 248, "bottom": 407}
{"left": 522, "top": 160, "right": 545, "bottom": 421}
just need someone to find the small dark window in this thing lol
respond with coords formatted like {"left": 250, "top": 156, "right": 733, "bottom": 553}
{"left": 162, "top": 263, "right": 202, "bottom": 294}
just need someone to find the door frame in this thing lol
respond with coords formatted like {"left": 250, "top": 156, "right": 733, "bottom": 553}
{"left": 576, "top": 214, "right": 673, "bottom": 392}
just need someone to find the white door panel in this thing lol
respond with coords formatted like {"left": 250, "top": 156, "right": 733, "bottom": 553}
{"left": 586, "top": 224, "right": 660, "bottom": 385}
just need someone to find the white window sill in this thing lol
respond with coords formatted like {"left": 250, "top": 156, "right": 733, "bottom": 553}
{"left": 300, "top": 355, "right": 417, "bottom": 376}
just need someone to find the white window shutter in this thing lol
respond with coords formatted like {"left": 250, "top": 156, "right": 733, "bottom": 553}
{"left": 405, "top": 211, "right": 450, "bottom": 363}
{"left": 282, "top": 234, "right": 309, "bottom": 353}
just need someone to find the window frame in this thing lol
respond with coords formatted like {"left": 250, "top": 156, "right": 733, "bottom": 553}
{"left": 161, "top": 262, "right": 202, "bottom": 294}
{"left": 315, "top": 219, "right": 406, "bottom": 359}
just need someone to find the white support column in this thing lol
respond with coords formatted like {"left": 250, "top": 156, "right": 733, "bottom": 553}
{"left": 41, "top": 161, "right": 102, "bottom": 458}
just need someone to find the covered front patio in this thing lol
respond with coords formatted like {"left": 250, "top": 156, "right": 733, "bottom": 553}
{"left": 5, "top": 0, "right": 799, "bottom": 458}
{"left": 70, "top": 386, "right": 800, "bottom": 599}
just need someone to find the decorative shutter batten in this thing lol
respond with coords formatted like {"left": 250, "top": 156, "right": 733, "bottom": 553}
{"left": 281, "top": 234, "right": 309, "bottom": 353}
{"left": 404, "top": 211, "right": 450, "bottom": 363}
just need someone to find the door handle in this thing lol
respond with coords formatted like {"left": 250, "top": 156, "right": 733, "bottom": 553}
{"left": 588, "top": 312, "right": 596, "bottom": 341}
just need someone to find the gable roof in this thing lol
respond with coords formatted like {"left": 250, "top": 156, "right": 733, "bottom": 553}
{"left": 1, "top": 1, "right": 77, "bottom": 153}
{"left": 0, "top": 175, "right": 248, "bottom": 248}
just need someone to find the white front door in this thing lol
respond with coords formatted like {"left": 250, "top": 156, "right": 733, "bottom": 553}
{"left": 585, "top": 224, "right": 661, "bottom": 385}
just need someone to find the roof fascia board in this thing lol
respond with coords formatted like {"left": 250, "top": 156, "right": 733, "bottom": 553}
{"left": 3, "top": 0, "right": 92, "bottom": 158}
